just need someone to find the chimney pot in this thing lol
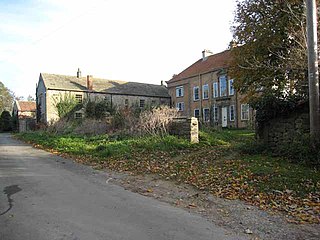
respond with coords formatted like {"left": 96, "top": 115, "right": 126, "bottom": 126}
{"left": 87, "top": 75, "right": 93, "bottom": 90}
{"left": 77, "top": 68, "right": 81, "bottom": 78}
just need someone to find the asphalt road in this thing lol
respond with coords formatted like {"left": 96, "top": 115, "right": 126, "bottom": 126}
{"left": 0, "top": 133, "right": 247, "bottom": 240}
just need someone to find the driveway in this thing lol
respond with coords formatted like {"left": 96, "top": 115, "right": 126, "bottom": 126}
{"left": 0, "top": 133, "right": 247, "bottom": 240}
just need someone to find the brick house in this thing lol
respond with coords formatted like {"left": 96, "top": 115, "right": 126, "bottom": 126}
{"left": 166, "top": 50, "right": 254, "bottom": 128}
{"left": 36, "top": 70, "right": 171, "bottom": 124}
{"left": 12, "top": 100, "right": 36, "bottom": 132}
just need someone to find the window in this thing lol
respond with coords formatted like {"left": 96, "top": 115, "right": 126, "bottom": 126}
{"left": 219, "top": 75, "right": 227, "bottom": 97}
{"left": 202, "top": 84, "right": 209, "bottom": 99}
{"left": 229, "top": 79, "right": 235, "bottom": 96}
{"left": 230, "top": 105, "right": 235, "bottom": 121}
{"left": 75, "top": 112, "right": 83, "bottom": 119}
{"left": 176, "top": 86, "right": 184, "bottom": 97}
{"left": 176, "top": 102, "right": 184, "bottom": 111}
{"left": 75, "top": 94, "right": 83, "bottom": 103}
{"left": 203, "top": 108, "right": 210, "bottom": 122}
{"left": 139, "top": 99, "right": 145, "bottom": 108}
{"left": 194, "top": 109, "right": 200, "bottom": 118}
{"left": 213, "top": 82, "right": 218, "bottom": 98}
{"left": 151, "top": 100, "right": 156, "bottom": 106}
{"left": 193, "top": 86, "right": 199, "bottom": 101}
{"left": 213, "top": 105, "right": 219, "bottom": 122}
{"left": 241, "top": 104, "right": 250, "bottom": 120}
{"left": 125, "top": 99, "right": 129, "bottom": 107}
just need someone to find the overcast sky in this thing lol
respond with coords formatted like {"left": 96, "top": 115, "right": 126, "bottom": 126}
{"left": 0, "top": 0, "right": 236, "bottom": 98}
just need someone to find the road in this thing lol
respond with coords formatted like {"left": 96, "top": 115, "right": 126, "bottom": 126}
{"left": 0, "top": 133, "right": 247, "bottom": 240}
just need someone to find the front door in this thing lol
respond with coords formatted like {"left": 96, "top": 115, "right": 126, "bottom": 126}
{"left": 222, "top": 107, "right": 227, "bottom": 127}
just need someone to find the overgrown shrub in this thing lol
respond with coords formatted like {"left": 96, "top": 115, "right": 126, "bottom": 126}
{"left": 54, "top": 93, "right": 82, "bottom": 119}
{"left": 73, "top": 119, "right": 109, "bottom": 135}
{"left": 137, "top": 106, "right": 179, "bottom": 136}
{"left": 275, "top": 134, "right": 320, "bottom": 166}
{"left": 0, "top": 110, "right": 12, "bottom": 132}
{"left": 113, "top": 106, "right": 140, "bottom": 132}
{"left": 85, "top": 100, "right": 115, "bottom": 119}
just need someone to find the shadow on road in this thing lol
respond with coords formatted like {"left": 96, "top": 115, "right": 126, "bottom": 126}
{"left": 0, "top": 185, "right": 22, "bottom": 216}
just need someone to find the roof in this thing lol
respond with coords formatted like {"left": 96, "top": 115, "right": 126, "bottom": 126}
{"left": 167, "top": 50, "right": 231, "bottom": 83}
{"left": 17, "top": 101, "right": 36, "bottom": 112}
{"left": 40, "top": 73, "right": 170, "bottom": 98}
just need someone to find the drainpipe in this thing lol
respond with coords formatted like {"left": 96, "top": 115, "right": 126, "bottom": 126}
{"left": 199, "top": 73, "right": 202, "bottom": 120}
{"left": 235, "top": 90, "right": 239, "bottom": 128}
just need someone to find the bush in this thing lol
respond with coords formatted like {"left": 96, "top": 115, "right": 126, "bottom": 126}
{"left": 137, "top": 105, "right": 179, "bottom": 136}
{"left": 85, "top": 100, "right": 114, "bottom": 119}
{"left": 276, "top": 134, "right": 320, "bottom": 166}
{"left": 0, "top": 110, "right": 12, "bottom": 132}
{"left": 54, "top": 93, "right": 82, "bottom": 119}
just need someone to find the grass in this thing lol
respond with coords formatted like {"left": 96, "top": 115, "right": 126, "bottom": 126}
{"left": 16, "top": 129, "right": 320, "bottom": 223}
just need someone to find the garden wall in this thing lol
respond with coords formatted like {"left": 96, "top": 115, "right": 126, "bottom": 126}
{"left": 257, "top": 103, "right": 309, "bottom": 148}
{"left": 169, "top": 117, "right": 199, "bottom": 143}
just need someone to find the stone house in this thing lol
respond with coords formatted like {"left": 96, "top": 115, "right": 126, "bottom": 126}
{"left": 36, "top": 70, "right": 171, "bottom": 124}
{"left": 166, "top": 50, "right": 254, "bottom": 128}
{"left": 12, "top": 100, "right": 36, "bottom": 132}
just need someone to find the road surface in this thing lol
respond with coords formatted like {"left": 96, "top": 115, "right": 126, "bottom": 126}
{"left": 0, "top": 133, "right": 247, "bottom": 240}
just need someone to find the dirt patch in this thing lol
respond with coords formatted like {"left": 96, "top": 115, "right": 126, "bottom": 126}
{"left": 102, "top": 169, "right": 320, "bottom": 240}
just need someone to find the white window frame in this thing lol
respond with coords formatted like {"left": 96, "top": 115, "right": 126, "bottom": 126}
{"left": 219, "top": 75, "right": 227, "bottom": 97}
{"left": 202, "top": 84, "right": 209, "bottom": 99}
{"left": 203, "top": 108, "right": 210, "bottom": 122}
{"left": 176, "top": 86, "right": 184, "bottom": 97}
{"left": 176, "top": 102, "right": 184, "bottom": 112}
{"left": 193, "top": 86, "right": 199, "bottom": 101}
{"left": 229, "top": 79, "right": 235, "bottom": 96}
{"left": 194, "top": 109, "right": 200, "bottom": 118}
{"left": 213, "top": 82, "right": 218, "bottom": 98}
{"left": 241, "top": 104, "right": 250, "bottom": 120}
{"left": 213, "top": 105, "right": 219, "bottom": 122}
{"left": 229, "top": 105, "right": 235, "bottom": 121}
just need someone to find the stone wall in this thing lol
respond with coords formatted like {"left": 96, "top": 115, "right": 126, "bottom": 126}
{"left": 169, "top": 117, "right": 199, "bottom": 143}
{"left": 257, "top": 104, "right": 309, "bottom": 148}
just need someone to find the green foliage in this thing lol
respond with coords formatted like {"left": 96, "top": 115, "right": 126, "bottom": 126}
{"left": 276, "top": 134, "right": 320, "bottom": 166}
{"left": 0, "top": 110, "right": 12, "bottom": 132}
{"left": 54, "top": 93, "right": 82, "bottom": 119}
{"left": 250, "top": 94, "right": 303, "bottom": 124}
{"left": 85, "top": 100, "right": 114, "bottom": 119}
{"left": 230, "top": 0, "right": 310, "bottom": 106}
{"left": 0, "top": 81, "right": 14, "bottom": 113}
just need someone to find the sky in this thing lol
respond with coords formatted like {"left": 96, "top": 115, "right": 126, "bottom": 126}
{"left": 0, "top": 0, "right": 237, "bottom": 98}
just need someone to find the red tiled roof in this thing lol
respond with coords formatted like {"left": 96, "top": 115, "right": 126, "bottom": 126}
{"left": 167, "top": 50, "right": 231, "bottom": 82}
{"left": 18, "top": 101, "right": 36, "bottom": 112}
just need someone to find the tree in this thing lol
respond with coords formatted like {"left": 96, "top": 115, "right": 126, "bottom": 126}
{"left": 0, "top": 81, "right": 14, "bottom": 113}
{"left": 0, "top": 110, "right": 12, "bottom": 132}
{"left": 27, "top": 95, "right": 35, "bottom": 101}
{"left": 230, "top": 0, "right": 315, "bottom": 106}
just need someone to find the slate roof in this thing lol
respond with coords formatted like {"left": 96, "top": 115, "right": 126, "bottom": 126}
{"left": 167, "top": 50, "right": 231, "bottom": 83}
{"left": 17, "top": 101, "right": 36, "bottom": 112}
{"left": 40, "top": 73, "right": 170, "bottom": 98}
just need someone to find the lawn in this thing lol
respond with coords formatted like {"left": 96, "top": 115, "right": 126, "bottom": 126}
{"left": 16, "top": 129, "right": 320, "bottom": 224}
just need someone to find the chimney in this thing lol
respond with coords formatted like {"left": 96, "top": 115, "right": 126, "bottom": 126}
{"left": 77, "top": 68, "right": 81, "bottom": 78}
{"left": 202, "top": 49, "right": 213, "bottom": 61}
{"left": 87, "top": 75, "right": 93, "bottom": 90}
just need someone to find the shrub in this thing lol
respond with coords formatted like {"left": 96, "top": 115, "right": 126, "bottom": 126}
{"left": 54, "top": 93, "right": 82, "bottom": 119}
{"left": 73, "top": 119, "right": 109, "bottom": 135}
{"left": 0, "top": 110, "right": 12, "bottom": 132}
{"left": 137, "top": 105, "right": 179, "bottom": 136}
{"left": 85, "top": 100, "right": 115, "bottom": 119}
